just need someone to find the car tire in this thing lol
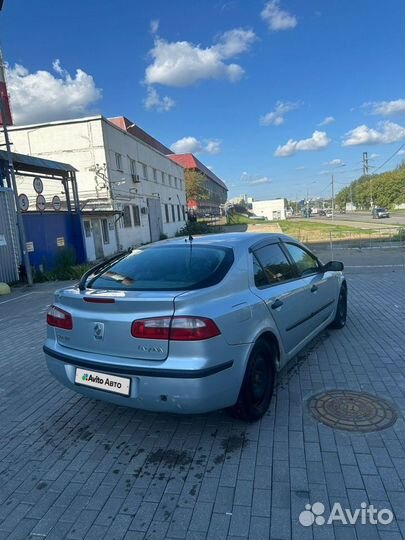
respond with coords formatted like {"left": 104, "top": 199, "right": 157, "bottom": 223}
{"left": 329, "top": 284, "right": 347, "bottom": 329}
{"left": 228, "top": 339, "right": 276, "bottom": 422}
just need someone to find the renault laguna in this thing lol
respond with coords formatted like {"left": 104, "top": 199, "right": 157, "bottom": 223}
{"left": 44, "top": 233, "right": 347, "bottom": 421}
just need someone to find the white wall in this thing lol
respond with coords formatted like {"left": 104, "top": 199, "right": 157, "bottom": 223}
{"left": 83, "top": 216, "right": 118, "bottom": 261}
{"left": 102, "top": 120, "right": 186, "bottom": 246}
{"left": 4, "top": 116, "right": 187, "bottom": 253}
{"left": 252, "top": 199, "right": 286, "bottom": 221}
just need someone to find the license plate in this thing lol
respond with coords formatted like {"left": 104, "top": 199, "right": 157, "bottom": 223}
{"left": 75, "top": 368, "right": 131, "bottom": 397}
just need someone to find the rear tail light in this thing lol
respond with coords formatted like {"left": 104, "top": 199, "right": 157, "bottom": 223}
{"left": 131, "top": 316, "right": 220, "bottom": 341}
{"left": 47, "top": 305, "right": 73, "bottom": 330}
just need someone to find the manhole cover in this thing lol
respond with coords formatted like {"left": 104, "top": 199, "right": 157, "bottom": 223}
{"left": 308, "top": 390, "right": 398, "bottom": 432}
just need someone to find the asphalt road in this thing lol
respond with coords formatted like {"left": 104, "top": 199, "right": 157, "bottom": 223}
{"left": 307, "top": 212, "right": 405, "bottom": 228}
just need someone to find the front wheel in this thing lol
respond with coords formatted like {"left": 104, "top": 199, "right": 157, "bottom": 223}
{"left": 228, "top": 340, "right": 276, "bottom": 422}
{"left": 329, "top": 284, "right": 347, "bottom": 329}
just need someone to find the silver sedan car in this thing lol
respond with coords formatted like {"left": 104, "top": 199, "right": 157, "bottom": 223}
{"left": 44, "top": 233, "right": 347, "bottom": 421}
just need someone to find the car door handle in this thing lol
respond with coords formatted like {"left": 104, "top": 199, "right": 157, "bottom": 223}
{"left": 310, "top": 285, "right": 318, "bottom": 293}
{"left": 271, "top": 299, "right": 284, "bottom": 309}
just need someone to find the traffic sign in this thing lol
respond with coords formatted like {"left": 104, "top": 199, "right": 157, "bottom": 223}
{"left": 36, "top": 194, "right": 46, "bottom": 211}
{"left": 33, "top": 176, "right": 44, "bottom": 194}
{"left": 18, "top": 193, "right": 29, "bottom": 211}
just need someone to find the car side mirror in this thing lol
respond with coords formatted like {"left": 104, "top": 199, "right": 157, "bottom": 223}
{"left": 323, "top": 261, "right": 344, "bottom": 272}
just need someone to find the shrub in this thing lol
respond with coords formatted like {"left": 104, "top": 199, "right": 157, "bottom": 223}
{"left": 175, "top": 221, "right": 217, "bottom": 237}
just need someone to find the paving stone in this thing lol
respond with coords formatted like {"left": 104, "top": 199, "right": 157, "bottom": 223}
{"left": 0, "top": 263, "right": 404, "bottom": 540}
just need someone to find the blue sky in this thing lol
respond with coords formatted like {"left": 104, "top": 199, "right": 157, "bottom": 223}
{"left": 1, "top": 0, "right": 405, "bottom": 200}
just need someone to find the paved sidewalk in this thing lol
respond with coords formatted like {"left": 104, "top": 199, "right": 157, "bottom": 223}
{"left": 0, "top": 267, "right": 404, "bottom": 540}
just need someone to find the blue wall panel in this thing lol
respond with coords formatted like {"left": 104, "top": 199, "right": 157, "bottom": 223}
{"left": 22, "top": 212, "right": 86, "bottom": 271}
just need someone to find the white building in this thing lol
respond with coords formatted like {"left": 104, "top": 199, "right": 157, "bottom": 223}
{"left": 3, "top": 116, "right": 187, "bottom": 260}
{"left": 252, "top": 198, "right": 286, "bottom": 221}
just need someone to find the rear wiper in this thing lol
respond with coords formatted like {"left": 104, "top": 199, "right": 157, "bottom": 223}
{"left": 77, "top": 250, "right": 131, "bottom": 291}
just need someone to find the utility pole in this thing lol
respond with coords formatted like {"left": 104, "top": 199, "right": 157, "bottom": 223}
{"left": 331, "top": 174, "right": 335, "bottom": 223}
{"left": 363, "top": 151, "right": 374, "bottom": 209}
{"left": 306, "top": 188, "right": 309, "bottom": 219}
{"left": 362, "top": 151, "right": 369, "bottom": 176}
{"left": 0, "top": 97, "right": 33, "bottom": 286}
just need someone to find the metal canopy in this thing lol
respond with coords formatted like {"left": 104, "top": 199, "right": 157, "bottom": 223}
{"left": 0, "top": 149, "right": 77, "bottom": 177}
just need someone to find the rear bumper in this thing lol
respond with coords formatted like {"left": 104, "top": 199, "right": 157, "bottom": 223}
{"left": 44, "top": 345, "right": 246, "bottom": 414}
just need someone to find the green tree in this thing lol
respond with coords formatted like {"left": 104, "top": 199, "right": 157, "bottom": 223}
{"left": 184, "top": 170, "right": 209, "bottom": 203}
{"left": 335, "top": 162, "right": 405, "bottom": 210}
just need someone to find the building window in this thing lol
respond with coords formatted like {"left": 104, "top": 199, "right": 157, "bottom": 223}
{"left": 177, "top": 205, "right": 181, "bottom": 221}
{"left": 115, "top": 152, "right": 122, "bottom": 171}
{"left": 122, "top": 205, "right": 132, "bottom": 228}
{"left": 141, "top": 163, "right": 148, "bottom": 180}
{"left": 182, "top": 206, "right": 186, "bottom": 220}
{"left": 101, "top": 219, "right": 110, "bottom": 244}
{"left": 84, "top": 221, "right": 91, "bottom": 237}
{"left": 130, "top": 158, "right": 137, "bottom": 175}
{"left": 162, "top": 172, "right": 166, "bottom": 184}
{"left": 164, "top": 204, "right": 170, "bottom": 223}
{"left": 174, "top": 177, "right": 178, "bottom": 189}
{"left": 168, "top": 175, "right": 172, "bottom": 187}
{"left": 171, "top": 204, "right": 176, "bottom": 222}
{"left": 153, "top": 168, "right": 157, "bottom": 182}
{"left": 132, "top": 205, "right": 141, "bottom": 226}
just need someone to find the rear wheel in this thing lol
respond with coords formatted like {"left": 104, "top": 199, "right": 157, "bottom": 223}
{"left": 228, "top": 339, "right": 276, "bottom": 422}
{"left": 329, "top": 284, "right": 347, "bottom": 329}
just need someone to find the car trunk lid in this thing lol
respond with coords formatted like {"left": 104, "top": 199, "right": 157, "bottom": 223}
{"left": 53, "top": 287, "right": 176, "bottom": 360}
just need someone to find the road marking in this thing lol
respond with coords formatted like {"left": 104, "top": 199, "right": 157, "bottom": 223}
{"left": 0, "top": 292, "right": 37, "bottom": 305}
{"left": 345, "top": 264, "right": 404, "bottom": 268}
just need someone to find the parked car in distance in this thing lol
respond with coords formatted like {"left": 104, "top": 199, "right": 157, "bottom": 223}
{"left": 44, "top": 233, "right": 347, "bottom": 421}
{"left": 325, "top": 210, "right": 333, "bottom": 218}
{"left": 319, "top": 210, "right": 326, "bottom": 216}
{"left": 372, "top": 207, "right": 390, "bottom": 219}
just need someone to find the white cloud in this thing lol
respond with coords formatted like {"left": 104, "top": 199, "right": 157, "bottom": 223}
{"left": 170, "top": 136, "right": 221, "bottom": 155}
{"left": 260, "top": 100, "right": 300, "bottom": 126}
{"left": 261, "top": 0, "right": 297, "bottom": 31}
{"left": 318, "top": 116, "right": 335, "bottom": 126}
{"left": 325, "top": 158, "right": 345, "bottom": 167}
{"left": 398, "top": 149, "right": 405, "bottom": 156}
{"left": 143, "top": 86, "right": 175, "bottom": 112}
{"left": 251, "top": 176, "right": 271, "bottom": 185}
{"left": 342, "top": 121, "right": 405, "bottom": 146}
{"left": 145, "top": 28, "right": 256, "bottom": 87}
{"left": 6, "top": 60, "right": 101, "bottom": 125}
{"left": 275, "top": 130, "right": 331, "bottom": 157}
{"left": 365, "top": 99, "right": 405, "bottom": 116}
{"left": 150, "top": 19, "right": 159, "bottom": 34}
{"left": 205, "top": 140, "right": 221, "bottom": 155}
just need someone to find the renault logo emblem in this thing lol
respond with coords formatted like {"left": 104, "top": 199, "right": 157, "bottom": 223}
{"left": 93, "top": 322, "right": 105, "bottom": 340}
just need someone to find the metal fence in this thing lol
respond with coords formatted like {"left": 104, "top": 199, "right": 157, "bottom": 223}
{"left": 0, "top": 188, "right": 20, "bottom": 283}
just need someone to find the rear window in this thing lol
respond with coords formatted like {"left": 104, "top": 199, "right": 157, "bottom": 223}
{"left": 89, "top": 245, "right": 234, "bottom": 291}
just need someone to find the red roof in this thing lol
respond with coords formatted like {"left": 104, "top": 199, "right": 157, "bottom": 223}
{"left": 108, "top": 117, "right": 227, "bottom": 192}
{"left": 168, "top": 154, "right": 227, "bottom": 191}
{"left": 108, "top": 116, "right": 172, "bottom": 155}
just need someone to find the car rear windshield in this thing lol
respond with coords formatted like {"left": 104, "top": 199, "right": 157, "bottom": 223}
{"left": 88, "top": 245, "right": 234, "bottom": 291}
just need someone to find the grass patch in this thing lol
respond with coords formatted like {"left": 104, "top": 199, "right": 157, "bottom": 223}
{"left": 226, "top": 214, "right": 266, "bottom": 225}
{"left": 280, "top": 220, "right": 376, "bottom": 235}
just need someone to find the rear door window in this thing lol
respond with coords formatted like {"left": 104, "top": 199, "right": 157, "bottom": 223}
{"left": 284, "top": 243, "right": 320, "bottom": 277}
{"left": 89, "top": 245, "right": 234, "bottom": 291}
{"left": 253, "top": 243, "right": 295, "bottom": 287}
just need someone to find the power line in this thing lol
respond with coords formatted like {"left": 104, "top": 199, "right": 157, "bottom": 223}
{"left": 372, "top": 142, "right": 405, "bottom": 175}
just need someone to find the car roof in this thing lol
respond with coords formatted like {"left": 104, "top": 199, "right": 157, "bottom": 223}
{"left": 149, "top": 232, "right": 292, "bottom": 249}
